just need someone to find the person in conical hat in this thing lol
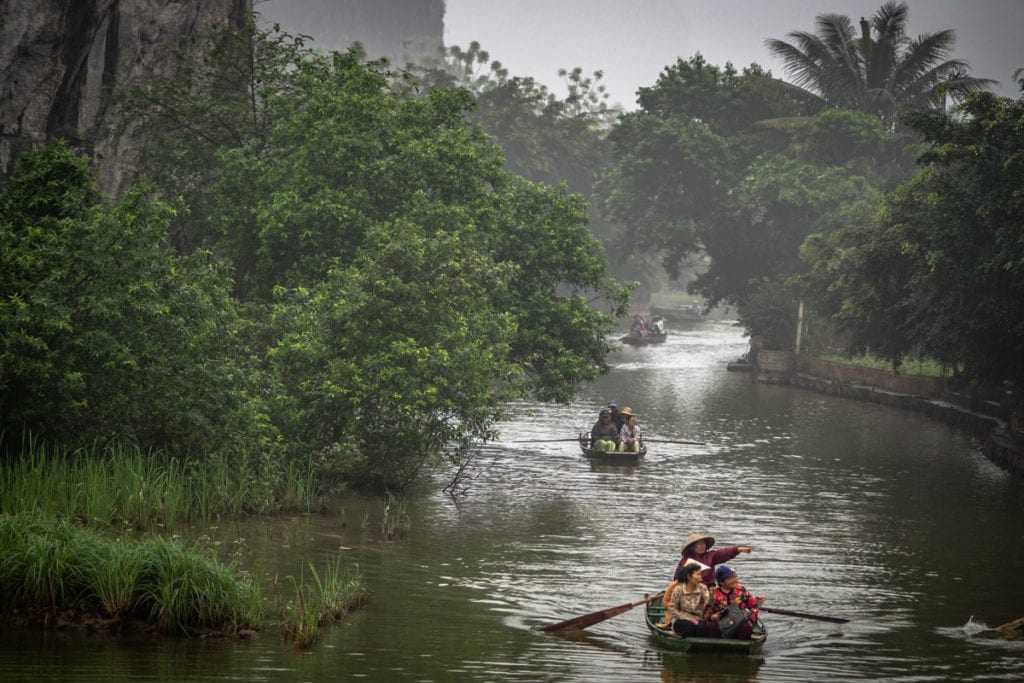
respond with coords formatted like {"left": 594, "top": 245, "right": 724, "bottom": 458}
{"left": 673, "top": 532, "right": 753, "bottom": 587}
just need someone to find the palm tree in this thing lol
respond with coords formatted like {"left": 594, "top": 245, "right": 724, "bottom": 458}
{"left": 766, "top": 1, "right": 993, "bottom": 121}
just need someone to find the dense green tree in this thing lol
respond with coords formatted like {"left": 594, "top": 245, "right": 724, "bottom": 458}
{"left": 599, "top": 54, "right": 890, "bottom": 345}
{"left": 766, "top": 1, "right": 993, "bottom": 122}
{"left": 0, "top": 142, "right": 264, "bottom": 458}
{"left": 804, "top": 89, "right": 1024, "bottom": 385}
{"left": 401, "top": 43, "right": 637, "bottom": 287}
{"left": 118, "top": 17, "right": 315, "bottom": 253}
{"left": 120, "top": 27, "right": 628, "bottom": 489}
{"left": 634, "top": 54, "right": 820, "bottom": 136}
{"left": 269, "top": 221, "right": 519, "bottom": 490}
{"left": 600, "top": 112, "right": 736, "bottom": 279}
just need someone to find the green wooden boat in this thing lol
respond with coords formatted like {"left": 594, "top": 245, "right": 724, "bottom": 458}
{"left": 577, "top": 434, "right": 646, "bottom": 465}
{"left": 644, "top": 595, "right": 766, "bottom": 654}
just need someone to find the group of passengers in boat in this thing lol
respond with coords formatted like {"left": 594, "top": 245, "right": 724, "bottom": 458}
{"left": 628, "top": 314, "right": 665, "bottom": 337}
{"left": 659, "top": 533, "right": 764, "bottom": 640}
{"left": 589, "top": 400, "right": 642, "bottom": 452}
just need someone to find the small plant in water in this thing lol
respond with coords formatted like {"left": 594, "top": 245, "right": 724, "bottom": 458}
{"left": 380, "top": 493, "right": 410, "bottom": 541}
{"left": 280, "top": 557, "right": 366, "bottom": 649}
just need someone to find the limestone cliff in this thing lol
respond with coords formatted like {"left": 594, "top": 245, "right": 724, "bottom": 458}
{"left": 0, "top": 0, "right": 250, "bottom": 193}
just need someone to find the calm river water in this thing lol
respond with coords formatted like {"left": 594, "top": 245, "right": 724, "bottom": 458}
{"left": 3, "top": 320, "right": 1024, "bottom": 682}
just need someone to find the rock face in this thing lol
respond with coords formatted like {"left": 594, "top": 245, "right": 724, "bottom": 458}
{"left": 0, "top": 0, "right": 251, "bottom": 193}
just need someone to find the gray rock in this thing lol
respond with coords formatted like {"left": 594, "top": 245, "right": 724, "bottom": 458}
{"left": 0, "top": 0, "right": 250, "bottom": 193}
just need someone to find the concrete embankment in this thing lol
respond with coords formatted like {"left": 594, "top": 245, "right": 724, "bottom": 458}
{"left": 747, "top": 350, "right": 1024, "bottom": 477}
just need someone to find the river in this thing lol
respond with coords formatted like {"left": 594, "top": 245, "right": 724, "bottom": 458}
{"left": 3, "top": 320, "right": 1023, "bottom": 681}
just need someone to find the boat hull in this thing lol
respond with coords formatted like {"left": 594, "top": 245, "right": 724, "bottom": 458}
{"left": 644, "top": 595, "right": 766, "bottom": 654}
{"left": 578, "top": 436, "right": 645, "bottom": 465}
{"left": 620, "top": 333, "right": 667, "bottom": 345}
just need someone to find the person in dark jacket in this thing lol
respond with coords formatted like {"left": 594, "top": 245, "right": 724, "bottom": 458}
{"left": 590, "top": 409, "right": 619, "bottom": 451}
{"left": 673, "top": 533, "right": 752, "bottom": 586}
{"left": 607, "top": 400, "right": 624, "bottom": 431}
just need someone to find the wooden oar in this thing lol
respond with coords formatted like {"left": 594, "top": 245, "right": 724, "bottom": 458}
{"left": 760, "top": 606, "right": 849, "bottom": 624}
{"left": 994, "top": 615, "right": 1024, "bottom": 632}
{"left": 509, "top": 438, "right": 584, "bottom": 443}
{"left": 539, "top": 593, "right": 663, "bottom": 632}
{"left": 642, "top": 438, "right": 707, "bottom": 446}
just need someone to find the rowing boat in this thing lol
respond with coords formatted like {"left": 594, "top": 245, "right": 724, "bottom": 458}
{"left": 620, "top": 332, "right": 668, "bottom": 345}
{"left": 577, "top": 434, "right": 646, "bottom": 465}
{"left": 643, "top": 594, "right": 767, "bottom": 654}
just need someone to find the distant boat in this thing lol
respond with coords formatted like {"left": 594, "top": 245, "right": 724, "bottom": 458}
{"left": 620, "top": 332, "right": 668, "bottom": 345}
{"left": 644, "top": 597, "right": 767, "bottom": 654}
{"left": 577, "top": 434, "right": 646, "bottom": 465}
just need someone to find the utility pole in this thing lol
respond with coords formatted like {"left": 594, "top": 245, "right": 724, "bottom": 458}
{"left": 795, "top": 298, "right": 804, "bottom": 355}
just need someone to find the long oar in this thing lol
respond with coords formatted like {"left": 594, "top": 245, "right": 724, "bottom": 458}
{"left": 539, "top": 593, "right": 663, "bottom": 632}
{"left": 643, "top": 438, "right": 707, "bottom": 446}
{"left": 760, "top": 606, "right": 849, "bottom": 624}
{"left": 994, "top": 615, "right": 1024, "bottom": 632}
{"left": 510, "top": 438, "right": 585, "bottom": 443}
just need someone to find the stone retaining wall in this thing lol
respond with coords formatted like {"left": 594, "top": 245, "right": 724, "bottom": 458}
{"left": 796, "top": 356, "right": 946, "bottom": 398}
{"left": 750, "top": 348, "right": 1024, "bottom": 477}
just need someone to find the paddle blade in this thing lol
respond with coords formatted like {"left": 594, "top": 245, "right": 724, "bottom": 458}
{"left": 539, "top": 601, "right": 638, "bottom": 632}
{"left": 539, "top": 594, "right": 661, "bottom": 633}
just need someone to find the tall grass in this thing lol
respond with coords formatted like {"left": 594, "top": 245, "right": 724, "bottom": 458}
{"left": 281, "top": 557, "right": 367, "bottom": 649}
{"left": 381, "top": 493, "right": 410, "bottom": 540}
{"left": 816, "top": 352, "right": 949, "bottom": 377}
{"left": 0, "top": 512, "right": 262, "bottom": 634}
{"left": 0, "top": 438, "right": 322, "bottom": 528}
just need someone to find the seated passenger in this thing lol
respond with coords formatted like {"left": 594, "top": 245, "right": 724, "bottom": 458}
{"left": 617, "top": 407, "right": 642, "bottom": 452}
{"left": 607, "top": 400, "right": 623, "bottom": 431}
{"left": 659, "top": 562, "right": 713, "bottom": 637}
{"left": 651, "top": 315, "right": 665, "bottom": 334}
{"left": 706, "top": 565, "right": 765, "bottom": 640}
{"left": 590, "top": 409, "right": 619, "bottom": 452}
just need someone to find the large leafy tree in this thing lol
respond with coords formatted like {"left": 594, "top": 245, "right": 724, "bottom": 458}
{"left": 766, "top": 1, "right": 993, "bottom": 122}
{"left": 599, "top": 54, "right": 888, "bottom": 346}
{"left": 118, "top": 17, "right": 314, "bottom": 255}
{"left": 598, "top": 55, "right": 809, "bottom": 294}
{"left": 804, "top": 89, "right": 1024, "bottom": 385}
{"left": 401, "top": 42, "right": 638, "bottom": 285}
{"left": 123, "top": 27, "right": 628, "bottom": 489}
{"left": 0, "top": 142, "right": 262, "bottom": 458}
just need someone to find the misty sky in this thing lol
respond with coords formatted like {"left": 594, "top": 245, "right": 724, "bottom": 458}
{"left": 444, "top": 0, "right": 1024, "bottom": 108}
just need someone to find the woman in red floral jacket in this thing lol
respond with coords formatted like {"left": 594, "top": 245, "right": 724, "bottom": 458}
{"left": 707, "top": 565, "right": 766, "bottom": 640}
{"left": 673, "top": 533, "right": 753, "bottom": 587}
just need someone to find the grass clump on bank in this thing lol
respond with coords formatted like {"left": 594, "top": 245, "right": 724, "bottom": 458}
{"left": 282, "top": 557, "right": 367, "bottom": 649}
{"left": 0, "top": 438, "right": 324, "bottom": 528}
{"left": 0, "top": 512, "right": 262, "bottom": 635}
{"left": 816, "top": 352, "right": 948, "bottom": 378}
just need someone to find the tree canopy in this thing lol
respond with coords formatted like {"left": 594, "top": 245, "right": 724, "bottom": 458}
{"left": 804, "top": 89, "right": 1024, "bottom": 386}
{"left": 8, "top": 23, "right": 630, "bottom": 491}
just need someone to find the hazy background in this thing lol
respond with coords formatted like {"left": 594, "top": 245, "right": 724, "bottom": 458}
{"left": 443, "top": 0, "right": 1024, "bottom": 107}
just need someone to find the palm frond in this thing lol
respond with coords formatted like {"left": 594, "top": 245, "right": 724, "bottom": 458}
{"left": 766, "top": 36, "right": 827, "bottom": 92}
{"left": 890, "top": 29, "right": 959, "bottom": 89}
{"left": 871, "top": 1, "right": 910, "bottom": 41}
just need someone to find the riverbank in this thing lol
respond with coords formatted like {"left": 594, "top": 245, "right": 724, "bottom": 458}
{"left": 0, "top": 512, "right": 262, "bottom": 636}
{"left": 749, "top": 349, "right": 1024, "bottom": 476}
{"left": 0, "top": 511, "right": 367, "bottom": 647}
